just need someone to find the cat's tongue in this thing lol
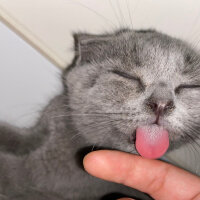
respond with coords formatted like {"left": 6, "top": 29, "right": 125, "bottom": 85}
{"left": 136, "top": 125, "right": 169, "bottom": 159}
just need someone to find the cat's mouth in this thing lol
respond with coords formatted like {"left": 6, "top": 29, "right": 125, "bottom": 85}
{"left": 135, "top": 125, "right": 169, "bottom": 159}
{"left": 131, "top": 103, "right": 170, "bottom": 159}
{"left": 130, "top": 120, "right": 170, "bottom": 159}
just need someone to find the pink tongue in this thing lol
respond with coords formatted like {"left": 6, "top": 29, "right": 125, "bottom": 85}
{"left": 136, "top": 125, "right": 169, "bottom": 159}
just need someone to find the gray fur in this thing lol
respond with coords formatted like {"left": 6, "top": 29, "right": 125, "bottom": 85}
{"left": 0, "top": 29, "right": 200, "bottom": 200}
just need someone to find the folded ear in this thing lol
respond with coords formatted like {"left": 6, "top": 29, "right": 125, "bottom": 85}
{"left": 73, "top": 32, "right": 113, "bottom": 65}
{"left": 72, "top": 29, "right": 133, "bottom": 65}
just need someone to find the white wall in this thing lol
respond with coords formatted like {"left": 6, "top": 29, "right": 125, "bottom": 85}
{"left": 0, "top": 22, "right": 62, "bottom": 127}
{"left": 1, "top": 0, "right": 200, "bottom": 68}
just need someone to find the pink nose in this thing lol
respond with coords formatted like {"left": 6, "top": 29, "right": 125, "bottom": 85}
{"left": 146, "top": 100, "right": 175, "bottom": 115}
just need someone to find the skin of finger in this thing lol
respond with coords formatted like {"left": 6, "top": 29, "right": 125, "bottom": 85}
{"left": 83, "top": 150, "right": 200, "bottom": 200}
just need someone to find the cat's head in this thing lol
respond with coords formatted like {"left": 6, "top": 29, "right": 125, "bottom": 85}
{"left": 63, "top": 29, "right": 200, "bottom": 158}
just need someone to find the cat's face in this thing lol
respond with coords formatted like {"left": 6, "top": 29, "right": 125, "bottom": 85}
{"left": 64, "top": 29, "right": 200, "bottom": 158}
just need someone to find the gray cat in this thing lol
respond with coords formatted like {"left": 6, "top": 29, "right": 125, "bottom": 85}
{"left": 0, "top": 29, "right": 200, "bottom": 200}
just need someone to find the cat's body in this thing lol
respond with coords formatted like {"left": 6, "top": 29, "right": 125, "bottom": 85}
{"left": 0, "top": 95, "right": 151, "bottom": 200}
{"left": 0, "top": 29, "right": 200, "bottom": 199}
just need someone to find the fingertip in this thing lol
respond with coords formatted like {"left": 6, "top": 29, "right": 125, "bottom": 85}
{"left": 83, "top": 150, "right": 108, "bottom": 175}
{"left": 83, "top": 151, "right": 94, "bottom": 170}
{"left": 83, "top": 151, "right": 96, "bottom": 173}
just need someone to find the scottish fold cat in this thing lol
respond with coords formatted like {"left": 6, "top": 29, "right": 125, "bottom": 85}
{"left": 0, "top": 29, "right": 200, "bottom": 199}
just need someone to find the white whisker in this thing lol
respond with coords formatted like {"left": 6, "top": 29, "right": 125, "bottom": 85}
{"left": 108, "top": 0, "right": 122, "bottom": 28}
{"left": 116, "top": 0, "right": 127, "bottom": 27}
{"left": 67, "top": 0, "right": 116, "bottom": 28}
{"left": 125, "top": 0, "right": 134, "bottom": 29}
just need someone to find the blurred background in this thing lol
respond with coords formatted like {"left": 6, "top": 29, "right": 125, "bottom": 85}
{"left": 0, "top": 0, "right": 200, "bottom": 175}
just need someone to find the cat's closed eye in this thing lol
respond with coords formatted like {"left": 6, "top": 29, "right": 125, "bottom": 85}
{"left": 111, "top": 70, "right": 145, "bottom": 90}
{"left": 175, "top": 84, "right": 200, "bottom": 94}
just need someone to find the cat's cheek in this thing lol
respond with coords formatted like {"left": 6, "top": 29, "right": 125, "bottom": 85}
{"left": 176, "top": 91, "right": 200, "bottom": 120}
{"left": 163, "top": 106, "right": 188, "bottom": 141}
{"left": 176, "top": 89, "right": 200, "bottom": 104}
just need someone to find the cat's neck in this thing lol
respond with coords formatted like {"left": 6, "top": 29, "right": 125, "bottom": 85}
{"left": 26, "top": 93, "right": 88, "bottom": 172}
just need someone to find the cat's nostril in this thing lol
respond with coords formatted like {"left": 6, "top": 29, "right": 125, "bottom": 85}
{"left": 164, "top": 100, "right": 175, "bottom": 111}
{"left": 146, "top": 99, "right": 175, "bottom": 114}
{"left": 146, "top": 101, "right": 158, "bottom": 112}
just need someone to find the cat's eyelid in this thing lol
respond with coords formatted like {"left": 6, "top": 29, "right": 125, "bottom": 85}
{"left": 111, "top": 70, "right": 138, "bottom": 81}
{"left": 175, "top": 84, "right": 200, "bottom": 93}
{"left": 110, "top": 70, "right": 145, "bottom": 90}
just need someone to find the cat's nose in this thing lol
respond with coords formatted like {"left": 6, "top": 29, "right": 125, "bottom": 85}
{"left": 146, "top": 99, "right": 175, "bottom": 115}
{"left": 146, "top": 84, "right": 175, "bottom": 115}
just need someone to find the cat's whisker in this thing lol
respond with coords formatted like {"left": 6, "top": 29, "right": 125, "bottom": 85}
{"left": 70, "top": 132, "right": 83, "bottom": 142}
{"left": 91, "top": 143, "right": 97, "bottom": 152}
{"left": 185, "top": 131, "right": 200, "bottom": 150}
{"left": 51, "top": 112, "right": 137, "bottom": 119}
{"left": 125, "top": 0, "right": 134, "bottom": 29}
{"left": 185, "top": 141, "right": 200, "bottom": 175}
{"left": 192, "top": 145, "right": 200, "bottom": 174}
{"left": 116, "top": 0, "right": 127, "bottom": 28}
{"left": 85, "top": 118, "right": 124, "bottom": 128}
{"left": 189, "top": 35, "right": 200, "bottom": 52}
{"left": 183, "top": 124, "right": 200, "bottom": 154}
{"left": 187, "top": 142, "right": 198, "bottom": 165}
{"left": 190, "top": 17, "right": 200, "bottom": 49}
{"left": 184, "top": 10, "right": 200, "bottom": 42}
{"left": 67, "top": 0, "right": 116, "bottom": 28}
{"left": 122, "top": 120, "right": 134, "bottom": 140}
{"left": 108, "top": 0, "right": 121, "bottom": 28}
{"left": 132, "top": 0, "right": 140, "bottom": 26}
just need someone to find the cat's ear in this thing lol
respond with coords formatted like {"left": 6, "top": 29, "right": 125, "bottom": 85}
{"left": 73, "top": 33, "right": 113, "bottom": 65}
{"left": 72, "top": 29, "right": 133, "bottom": 65}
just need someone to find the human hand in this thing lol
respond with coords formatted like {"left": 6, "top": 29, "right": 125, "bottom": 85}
{"left": 83, "top": 150, "right": 200, "bottom": 200}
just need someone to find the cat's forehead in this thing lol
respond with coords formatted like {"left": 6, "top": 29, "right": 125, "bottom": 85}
{"left": 105, "top": 30, "right": 200, "bottom": 82}
{"left": 112, "top": 31, "right": 188, "bottom": 68}
{"left": 74, "top": 29, "right": 200, "bottom": 84}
